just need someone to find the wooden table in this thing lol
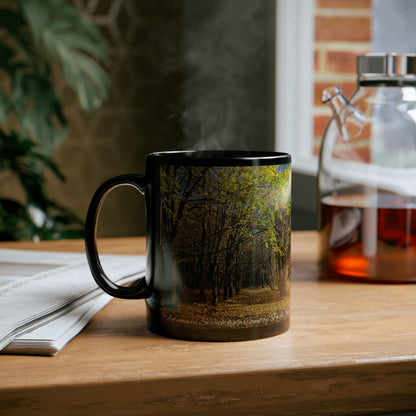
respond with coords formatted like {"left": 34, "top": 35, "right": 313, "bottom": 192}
{"left": 1, "top": 231, "right": 416, "bottom": 416}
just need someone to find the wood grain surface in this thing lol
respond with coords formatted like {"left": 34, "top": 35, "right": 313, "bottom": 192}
{"left": 0, "top": 231, "right": 416, "bottom": 415}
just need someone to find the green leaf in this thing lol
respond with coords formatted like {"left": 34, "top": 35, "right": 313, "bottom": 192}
{"left": 0, "top": 9, "right": 27, "bottom": 45}
{"left": 0, "top": 7, "right": 46, "bottom": 73}
{"left": 0, "top": 198, "right": 33, "bottom": 241}
{"left": 55, "top": 49, "right": 109, "bottom": 111}
{"left": 0, "top": 43, "right": 15, "bottom": 71}
{"left": 12, "top": 72, "right": 68, "bottom": 154}
{"left": 18, "top": 0, "right": 110, "bottom": 112}
{"left": 0, "top": 91, "right": 10, "bottom": 124}
{"left": 0, "top": 1, "right": 106, "bottom": 240}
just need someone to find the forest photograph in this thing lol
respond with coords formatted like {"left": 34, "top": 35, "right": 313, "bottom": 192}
{"left": 159, "top": 163, "right": 291, "bottom": 333}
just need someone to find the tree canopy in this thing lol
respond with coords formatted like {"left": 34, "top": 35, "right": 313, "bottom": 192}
{"left": 160, "top": 163, "right": 291, "bottom": 308}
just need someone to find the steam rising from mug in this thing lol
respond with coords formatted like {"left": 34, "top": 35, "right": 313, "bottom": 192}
{"left": 179, "top": 0, "right": 275, "bottom": 150}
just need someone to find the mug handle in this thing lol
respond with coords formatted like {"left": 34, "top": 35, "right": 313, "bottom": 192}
{"left": 85, "top": 174, "right": 150, "bottom": 299}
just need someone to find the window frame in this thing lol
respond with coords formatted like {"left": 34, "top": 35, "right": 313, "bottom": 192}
{"left": 275, "top": 0, "right": 318, "bottom": 175}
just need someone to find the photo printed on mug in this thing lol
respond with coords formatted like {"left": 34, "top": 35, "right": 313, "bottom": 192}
{"left": 157, "top": 163, "right": 291, "bottom": 338}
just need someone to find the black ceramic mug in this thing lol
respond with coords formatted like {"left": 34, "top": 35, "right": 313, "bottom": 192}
{"left": 85, "top": 150, "right": 291, "bottom": 341}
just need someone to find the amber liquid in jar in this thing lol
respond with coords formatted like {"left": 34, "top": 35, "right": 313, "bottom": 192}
{"left": 320, "top": 194, "right": 416, "bottom": 282}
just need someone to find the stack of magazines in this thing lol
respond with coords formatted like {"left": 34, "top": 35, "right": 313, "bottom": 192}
{"left": 0, "top": 249, "right": 145, "bottom": 356}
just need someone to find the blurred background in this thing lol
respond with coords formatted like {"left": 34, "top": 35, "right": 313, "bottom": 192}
{"left": 64, "top": 0, "right": 276, "bottom": 238}
{"left": 0, "top": 0, "right": 414, "bottom": 239}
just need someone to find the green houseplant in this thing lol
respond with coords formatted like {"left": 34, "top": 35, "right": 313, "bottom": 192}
{"left": 0, "top": 0, "right": 109, "bottom": 240}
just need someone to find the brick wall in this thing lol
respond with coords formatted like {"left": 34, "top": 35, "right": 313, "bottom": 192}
{"left": 313, "top": 0, "right": 372, "bottom": 155}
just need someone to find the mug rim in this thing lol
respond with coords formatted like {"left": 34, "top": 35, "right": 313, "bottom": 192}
{"left": 147, "top": 150, "right": 291, "bottom": 166}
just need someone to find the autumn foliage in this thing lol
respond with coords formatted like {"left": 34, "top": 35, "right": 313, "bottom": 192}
{"left": 159, "top": 163, "right": 291, "bottom": 329}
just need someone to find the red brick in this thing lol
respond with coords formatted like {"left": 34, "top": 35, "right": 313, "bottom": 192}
{"left": 314, "top": 115, "right": 332, "bottom": 138}
{"left": 315, "top": 16, "right": 371, "bottom": 42}
{"left": 317, "top": 0, "right": 372, "bottom": 9}
{"left": 314, "top": 50, "right": 319, "bottom": 71}
{"left": 326, "top": 51, "right": 360, "bottom": 74}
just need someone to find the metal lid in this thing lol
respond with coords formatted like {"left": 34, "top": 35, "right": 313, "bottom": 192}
{"left": 402, "top": 54, "right": 416, "bottom": 75}
{"left": 357, "top": 53, "right": 416, "bottom": 83}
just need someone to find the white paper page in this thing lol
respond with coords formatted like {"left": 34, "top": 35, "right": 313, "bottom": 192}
{"left": 2, "top": 270, "right": 145, "bottom": 356}
{"left": 3, "top": 294, "right": 111, "bottom": 356}
{"left": 0, "top": 249, "right": 146, "bottom": 351}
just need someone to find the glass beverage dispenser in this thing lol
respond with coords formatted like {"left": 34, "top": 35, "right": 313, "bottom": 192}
{"left": 319, "top": 53, "right": 416, "bottom": 282}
